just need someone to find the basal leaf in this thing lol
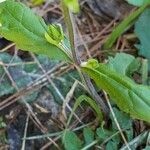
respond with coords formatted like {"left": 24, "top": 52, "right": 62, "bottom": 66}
{"left": 62, "top": 130, "right": 82, "bottom": 150}
{"left": 96, "top": 127, "right": 120, "bottom": 149}
{"left": 107, "top": 53, "right": 140, "bottom": 76}
{"left": 0, "top": 0, "right": 71, "bottom": 61}
{"left": 135, "top": 9, "right": 150, "bottom": 71}
{"left": 83, "top": 127, "right": 95, "bottom": 147}
{"left": 110, "top": 107, "right": 133, "bottom": 141}
{"left": 96, "top": 127, "right": 116, "bottom": 142}
{"left": 81, "top": 59, "right": 150, "bottom": 123}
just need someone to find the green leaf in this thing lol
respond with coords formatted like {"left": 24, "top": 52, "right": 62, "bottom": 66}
{"left": 106, "top": 141, "right": 118, "bottom": 150}
{"left": 135, "top": 9, "right": 150, "bottom": 71}
{"left": 104, "top": 3, "right": 150, "bottom": 49}
{"left": 110, "top": 107, "right": 133, "bottom": 141}
{"left": 110, "top": 108, "right": 132, "bottom": 130}
{"left": 0, "top": 0, "right": 71, "bottom": 61}
{"left": 67, "top": 95, "right": 103, "bottom": 126}
{"left": 107, "top": 53, "right": 140, "bottom": 76}
{"left": 96, "top": 127, "right": 116, "bottom": 141}
{"left": 45, "top": 24, "right": 64, "bottom": 46}
{"left": 64, "top": 0, "right": 80, "bottom": 13}
{"left": 83, "top": 127, "right": 95, "bottom": 147}
{"left": 96, "top": 127, "right": 120, "bottom": 149}
{"left": 81, "top": 59, "right": 150, "bottom": 123}
{"left": 63, "top": 130, "right": 82, "bottom": 150}
{"left": 126, "top": 0, "right": 150, "bottom": 6}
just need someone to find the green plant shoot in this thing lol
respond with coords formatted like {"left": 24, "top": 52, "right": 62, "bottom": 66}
{"left": 45, "top": 24, "right": 64, "bottom": 47}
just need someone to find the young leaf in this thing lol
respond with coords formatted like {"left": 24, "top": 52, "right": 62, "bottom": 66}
{"left": 62, "top": 130, "right": 82, "bottom": 150}
{"left": 45, "top": 24, "right": 64, "bottom": 46}
{"left": 81, "top": 59, "right": 150, "bottom": 123}
{"left": 0, "top": 0, "right": 71, "bottom": 61}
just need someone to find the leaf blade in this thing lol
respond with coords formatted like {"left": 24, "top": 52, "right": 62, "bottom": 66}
{"left": 0, "top": 0, "right": 71, "bottom": 61}
{"left": 81, "top": 60, "right": 150, "bottom": 123}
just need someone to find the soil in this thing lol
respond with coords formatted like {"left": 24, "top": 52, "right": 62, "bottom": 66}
{"left": 86, "top": 0, "right": 133, "bottom": 20}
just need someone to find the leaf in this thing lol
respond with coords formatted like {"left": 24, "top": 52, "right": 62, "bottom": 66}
{"left": 96, "top": 127, "right": 117, "bottom": 142}
{"left": 67, "top": 95, "right": 103, "bottom": 126}
{"left": 0, "top": 0, "right": 71, "bottom": 61}
{"left": 104, "top": 3, "right": 150, "bottom": 49}
{"left": 64, "top": 0, "right": 80, "bottom": 13}
{"left": 107, "top": 53, "right": 140, "bottom": 76}
{"left": 97, "top": 127, "right": 120, "bottom": 149}
{"left": 126, "top": 0, "right": 150, "bottom": 6}
{"left": 45, "top": 24, "right": 64, "bottom": 46}
{"left": 81, "top": 59, "right": 150, "bottom": 123}
{"left": 62, "top": 130, "right": 82, "bottom": 150}
{"left": 110, "top": 107, "right": 133, "bottom": 141}
{"left": 135, "top": 9, "right": 150, "bottom": 71}
{"left": 83, "top": 127, "right": 95, "bottom": 147}
{"left": 110, "top": 108, "right": 132, "bottom": 130}
{"left": 106, "top": 141, "right": 118, "bottom": 150}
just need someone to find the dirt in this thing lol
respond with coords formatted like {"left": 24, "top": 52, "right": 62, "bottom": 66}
{"left": 86, "top": 0, "right": 133, "bottom": 20}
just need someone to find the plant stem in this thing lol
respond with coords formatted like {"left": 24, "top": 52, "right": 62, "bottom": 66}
{"left": 61, "top": 0, "right": 109, "bottom": 117}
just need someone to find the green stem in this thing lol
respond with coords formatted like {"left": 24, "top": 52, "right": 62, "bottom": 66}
{"left": 60, "top": 0, "right": 109, "bottom": 117}
{"left": 61, "top": 1, "right": 80, "bottom": 65}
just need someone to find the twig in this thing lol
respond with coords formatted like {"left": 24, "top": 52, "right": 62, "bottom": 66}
{"left": 21, "top": 113, "right": 29, "bottom": 150}
{"left": 62, "top": 80, "right": 78, "bottom": 119}
{"left": 103, "top": 91, "right": 131, "bottom": 150}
